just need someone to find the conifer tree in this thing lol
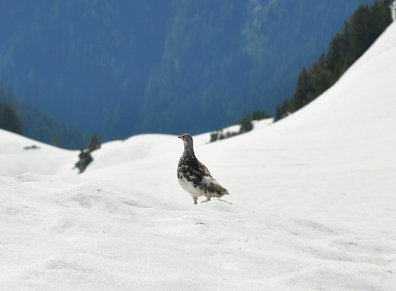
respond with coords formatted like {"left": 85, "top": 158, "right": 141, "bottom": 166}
{"left": 0, "top": 103, "right": 23, "bottom": 134}
{"left": 88, "top": 133, "right": 102, "bottom": 152}
{"left": 292, "top": 68, "right": 310, "bottom": 111}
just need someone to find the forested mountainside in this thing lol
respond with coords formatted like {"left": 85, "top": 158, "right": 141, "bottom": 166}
{"left": 0, "top": 0, "right": 372, "bottom": 140}
{"left": 275, "top": 0, "right": 393, "bottom": 120}
{"left": 0, "top": 82, "right": 85, "bottom": 149}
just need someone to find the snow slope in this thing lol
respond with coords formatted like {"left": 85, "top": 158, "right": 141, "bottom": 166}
{"left": 1, "top": 22, "right": 396, "bottom": 290}
{"left": 0, "top": 129, "right": 76, "bottom": 176}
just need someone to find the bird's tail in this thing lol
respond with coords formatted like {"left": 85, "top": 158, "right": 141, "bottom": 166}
{"left": 222, "top": 188, "right": 230, "bottom": 196}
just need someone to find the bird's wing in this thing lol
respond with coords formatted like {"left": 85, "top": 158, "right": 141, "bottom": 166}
{"left": 197, "top": 160, "right": 212, "bottom": 178}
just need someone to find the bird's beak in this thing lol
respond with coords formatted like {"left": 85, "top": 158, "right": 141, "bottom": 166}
{"left": 178, "top": 135, "right": 182, "bottom": 139}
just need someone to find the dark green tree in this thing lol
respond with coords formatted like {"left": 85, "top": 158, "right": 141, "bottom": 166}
{"left": 239, "top": 117, "right": 253, "bottom": 134}
{"left": 291, "top": 67, "right": 311, "bottom": 111}
{"left": 0, "top": 103, "right": 23, "bottom": 134}
{"left": 88, "top": 133, "right": 102, "bottom": 152}
{"left": 274, "top": 98, "right": 292, "bottom": 121}
{"left": 237, "top": 109, "right": 272, "bottom": 133}
{"left": 74, "top": 149, "right": 93, "bottom": 174}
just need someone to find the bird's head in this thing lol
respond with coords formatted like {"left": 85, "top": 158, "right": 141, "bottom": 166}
{"left": 178, "top": 133, "right": 193, "bottom": 148}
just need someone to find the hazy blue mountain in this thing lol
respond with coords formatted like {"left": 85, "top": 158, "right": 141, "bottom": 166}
{"left": 0, "top": 0, "right": 373, "bottom": 139}
{"left": 0, "top": 82, "right": 85, "bottom": 149}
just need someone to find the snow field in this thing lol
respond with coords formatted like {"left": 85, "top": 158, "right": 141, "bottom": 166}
{"left": 1, "top": 22, "right": 396, "bottom": 291}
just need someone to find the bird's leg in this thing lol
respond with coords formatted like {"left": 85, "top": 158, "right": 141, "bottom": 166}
{"left": 193, "top": 197, "right": 198, "bottom": 205}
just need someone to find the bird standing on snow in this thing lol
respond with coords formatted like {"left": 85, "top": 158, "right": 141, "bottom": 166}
{"left": 177, "top": 133, "right": 229, "bottom": 204}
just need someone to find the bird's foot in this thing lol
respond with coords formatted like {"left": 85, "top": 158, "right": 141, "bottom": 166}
{"left": 201, "top": 197, "right": 211, "bottom": 203}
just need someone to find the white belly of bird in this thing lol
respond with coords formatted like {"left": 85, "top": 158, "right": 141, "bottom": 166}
{"left": 178, "top": 177, "right": 206, "bottom": 197}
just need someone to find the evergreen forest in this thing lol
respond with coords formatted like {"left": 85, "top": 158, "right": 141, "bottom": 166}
{"left": 0, "top": 82, "right": 84, "bottom": 148}
{"left": 275, "top": 0, "right": 393, "bottom": 120}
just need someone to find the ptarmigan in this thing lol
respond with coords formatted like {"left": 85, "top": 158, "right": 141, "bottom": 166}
{"left": 177, "top": 133, "right": 229, "bottom": 204}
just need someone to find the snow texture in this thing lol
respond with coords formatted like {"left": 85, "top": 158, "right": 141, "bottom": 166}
{"left": 1, "top": 22, "right": 396, "bottom": 290}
